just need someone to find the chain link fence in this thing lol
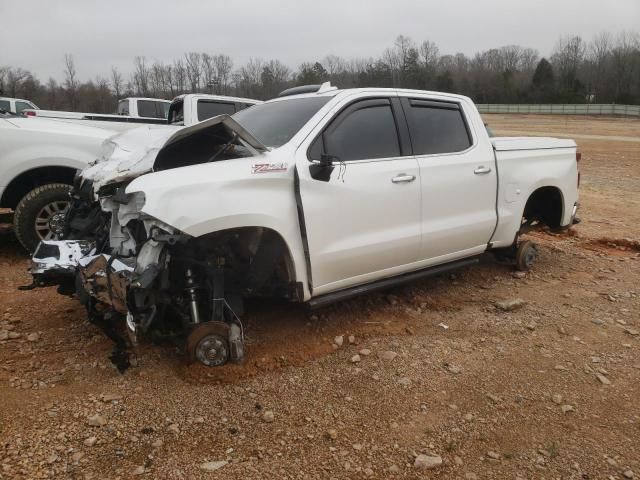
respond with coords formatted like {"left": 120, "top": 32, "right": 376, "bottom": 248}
{"left": 477, "top": 104, "right": 640, "bottom": 117}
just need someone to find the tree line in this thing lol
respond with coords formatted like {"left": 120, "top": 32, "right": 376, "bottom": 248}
{"left": 1, "top": 31, "right": 638, "bottom": 113}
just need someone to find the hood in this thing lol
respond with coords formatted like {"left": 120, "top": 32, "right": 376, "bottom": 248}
{"left": 80, "top": 114, "right": 267, "bottom": 193}
{"left": 6, "top": 116, "right": 115, "bottom": 139}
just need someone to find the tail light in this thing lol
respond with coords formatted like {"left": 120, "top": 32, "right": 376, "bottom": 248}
{"left": 25, "top": 110, "right": 36, "bottom": 117}
{"left": 576, "top": 151, "right": 581, "bottom": 188}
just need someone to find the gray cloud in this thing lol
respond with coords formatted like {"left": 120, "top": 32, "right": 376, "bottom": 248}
{"left": 1, "top": 0, "right": 638, "bottom": 81}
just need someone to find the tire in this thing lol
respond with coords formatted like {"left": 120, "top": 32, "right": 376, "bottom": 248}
{"left": 515, "top": 240, "right": 538, "bottom": 272}
{"left": 13, "top": 183, "right": 72, "bottom": 253}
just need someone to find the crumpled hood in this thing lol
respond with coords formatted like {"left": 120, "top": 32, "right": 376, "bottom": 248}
{"left": 80, "top": 114, "right": 266, "bottom": 193}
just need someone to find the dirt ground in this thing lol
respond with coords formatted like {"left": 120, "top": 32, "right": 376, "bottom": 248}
{"left": 1, "top": 115, "right": 639, "bottom": 480}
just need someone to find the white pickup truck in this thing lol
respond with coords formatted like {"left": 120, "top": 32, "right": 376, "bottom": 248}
{"left": 28, "top": 84, "right": 579, "bottom": 370}
{"left": 0, "top": 97, "right": 39, "bottom": 114}
{"left": 0, "top": 110, "right": 114, "bottom": 251}
{"left": 2, "top": 95, "right": 260, "bottom": 251}
{"left": 24, "top": 95, "right": 261, "bottom": 132}
{"left": 24, "top": 97, "right": 171, "bottom": 132}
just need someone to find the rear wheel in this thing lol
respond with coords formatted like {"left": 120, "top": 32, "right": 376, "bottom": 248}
{"left": 13, "top": 183, "right": 71, "bottom": 252}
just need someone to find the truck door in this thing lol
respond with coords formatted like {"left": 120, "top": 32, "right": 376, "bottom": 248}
{"left": 297, "top": 97, "right": 422, "bottom": 295}
{"left": 399, "top": 97, "right": 497, "bottom": 263}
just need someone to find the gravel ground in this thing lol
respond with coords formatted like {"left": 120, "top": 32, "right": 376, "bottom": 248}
{"left": 0, "top": 115, "right": 638, "bottom": 479}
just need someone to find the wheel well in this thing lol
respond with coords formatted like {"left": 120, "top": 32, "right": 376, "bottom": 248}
{"left": 189, "top": 226, "right": 299, "bottom": 299}
{"left": 522, "top": 186, "right": 564, "bottom": 229}
{"left": 1, "top": 166, "right": 77, "bottom": 209}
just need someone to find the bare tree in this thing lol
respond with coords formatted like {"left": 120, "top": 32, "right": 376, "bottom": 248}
{"left": 551, "top": 36, "right": 587, "bottom": 100}
{"left": 172, "top": 59, "right": 186, "bottom": 94}
{"left": 213, "top": 54, "right": 233, "bottom": 94}
{"left": 110, "top": 66, "right": 124, "bottom": 98}
{"left": 184, "top": 52, "right": 202, "bottom": 92}
{"left": 201, "top": 53, "right": 216, "bottom": 92}
{"left": 419, "top": 40, "right": 440, "bottom": 71}
{"left": 64, "top": 54, "right": 78, "bottom": 109}
{"left": 133, "top": 56, "right": 150, "bottom": 96}
{"left": 238, "top": 58, "right": 264, "bottom": 97}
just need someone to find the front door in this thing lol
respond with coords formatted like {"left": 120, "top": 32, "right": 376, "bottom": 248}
{"left": 297, "top": 97, "right": 422, "bottom": 295}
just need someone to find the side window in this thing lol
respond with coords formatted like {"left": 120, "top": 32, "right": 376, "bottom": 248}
{"left": 160, "top": 102, "right": 170, "bottom": 119}
{"left": 137, "top": 100, "right": 165, "bottom": 118}
{"left": 15, "top": 101, "right": 32, "bottom": 113}
{"left": 320, "top": 100, "right": 401, "bottom": 161}
{"left": 405, "top": 100, "right": 472, "bottom": 155}
{"left": 117, "top": 100, "right": 129, "bottom": 115}
{"left": 0, "top": 100, "right": 12, "bottom": 111}
{"left": 197, "top": 100, "right": 236, "bottom": 121}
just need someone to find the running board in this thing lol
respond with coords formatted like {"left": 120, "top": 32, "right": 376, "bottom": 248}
{"left": 307, "top": 256, "right": 480, "bottom": 310}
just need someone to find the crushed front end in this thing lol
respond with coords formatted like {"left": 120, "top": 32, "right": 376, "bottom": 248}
{"left": 24, "top": 116, "right": 271, "bottom": 372}
{"left": 28, "top": 179, "right": 246, "bottom": 372}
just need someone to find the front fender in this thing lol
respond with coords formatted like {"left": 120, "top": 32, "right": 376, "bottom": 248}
{"left": 126, "top": 155, "right": 310, "bottom": 298}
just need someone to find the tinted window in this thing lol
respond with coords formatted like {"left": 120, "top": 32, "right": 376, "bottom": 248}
{"left": 15, "top": 101, "right": 33, "bottom": 113}
{"left": 324, "top": 103, "right": 400, "bottom": 161}
{"left": 117, "top": 100, "right": 129, "bottom": 115}
{"left": 406, "top": 100, "right": 471, "bottom": 155}
{"left": 137, "top": 100, "right": 166, "bottom": 119}
{"left": 161, "top": 102, "right": 170, "bottom": 118}
{"left": 197, "top": 100, "right": 236, "bottom": 121}
{"left": 233, "top": 96, "right": 330, "bottom": 148}
{"left": 168, "top": 100, "right": 183, "bottom": 124}
{"left": 0, "top": 100, "right": 10, "bottom": 112}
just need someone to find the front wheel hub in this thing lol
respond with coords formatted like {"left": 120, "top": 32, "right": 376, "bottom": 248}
{"left": 185, "top": 321, "right": 231, "bottom": 367}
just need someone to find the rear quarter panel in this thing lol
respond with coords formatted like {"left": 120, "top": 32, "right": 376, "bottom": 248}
{"left": 490, "top": 142, "right": 578, "bottom": 247}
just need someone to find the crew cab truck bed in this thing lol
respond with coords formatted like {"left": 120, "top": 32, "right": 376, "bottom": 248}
{"left": 27, "top": 84, "right": 579, "bottom": 370}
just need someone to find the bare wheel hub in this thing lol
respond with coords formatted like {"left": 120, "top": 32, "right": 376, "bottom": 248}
{"left": 35, "top": 201, "right": 69, "bottom": 240}
{"left": 196, "top": 336, "right": 228, "bottom": 366}
{"left": 185, "top": 321, "right": 230, "bottom": 367}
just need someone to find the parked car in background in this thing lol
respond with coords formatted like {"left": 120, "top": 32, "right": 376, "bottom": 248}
{"left": 116, "top": 97, "right": 171, "bottom": 119}
{"left": 0, "top": 109, "right": 115, "bottom": 251}
{"left": 0, "top": 97, "right": 39, "bottom": 114}
{"left": 28, "top": 83, "right": 580, "bottom": 370}
{"left": 23, "top": 95, "right": 260, "bottom": 132}
{"left": 168, "top": 94, "right": 262, "bottom": 126}
{"left": 23, "top": 97, "right": 168, "bottom": 133}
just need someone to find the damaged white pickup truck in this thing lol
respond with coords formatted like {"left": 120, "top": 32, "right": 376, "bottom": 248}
{"left": 26, "top": 83, "right": 580, "bottom": 371}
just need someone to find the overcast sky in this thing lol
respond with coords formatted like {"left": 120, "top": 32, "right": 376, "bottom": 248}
{"left": 1, "top": 0, "right": 638, "bottom": 82}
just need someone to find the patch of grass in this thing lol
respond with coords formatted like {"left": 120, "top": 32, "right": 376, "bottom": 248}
{"left": 546, "top": 441, "right": 560, "bottom": 459}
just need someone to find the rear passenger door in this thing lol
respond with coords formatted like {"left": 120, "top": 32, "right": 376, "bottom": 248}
{"left": 400, "top": 97, "right": 497, "bottom": 262}
{"left": 298, "top": 97, "right": 422, "bottom": 294}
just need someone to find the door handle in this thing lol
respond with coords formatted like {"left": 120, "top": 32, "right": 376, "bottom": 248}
{"left": 474, "top": 166, "right": 492, "bottom": 175}
{"left": 391, "top": 174, "right": 416, "bottom": 183}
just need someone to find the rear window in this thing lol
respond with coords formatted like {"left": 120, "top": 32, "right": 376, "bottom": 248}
{"left": 197, "top": 100, "right": 236, "bottom": 121}
{"left": 117, "top": 100, "right": 129, "bottom": 115}
{"left": 137, "top": 100, "right": 167, "bottom": 119}
{"left": 406, "top": 100, "right": 472, "bottom": 155}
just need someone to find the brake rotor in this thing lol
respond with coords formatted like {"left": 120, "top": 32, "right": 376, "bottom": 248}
{"left": 185, "top": 322, "right": 230, "bottom": 367}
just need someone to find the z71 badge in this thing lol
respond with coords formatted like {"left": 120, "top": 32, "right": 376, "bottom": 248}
{"left": 251, "top": 162, "right": 288, "bottom": 174}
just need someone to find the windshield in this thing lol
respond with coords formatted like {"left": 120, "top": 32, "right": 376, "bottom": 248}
{"left": 232, "top": 96, "right": 331, "bottom": 148}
